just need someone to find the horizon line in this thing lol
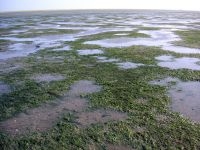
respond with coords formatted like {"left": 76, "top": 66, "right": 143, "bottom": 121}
{"left": 0, "top": 8, "right": 200, "bottom": 14}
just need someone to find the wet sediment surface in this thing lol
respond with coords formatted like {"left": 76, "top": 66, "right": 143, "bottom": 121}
{"left": 1, "top": 10, "right": 200, "bottom": 61}
{"left": 0, "top": 80, "right": 127, "bottom": 136}
{"left": 0, "top": 10, "right": 200, "bottom": 149}
{"left": 77, "top": 49, "right": 104, "bottom": 56}
{"left": 0, "top": 80, "right": 101, "bottom": 135}
{"left": 31, "top": 74, "right": 65, "bottom": 83}
{"left": 84, "top": 29, "right": 200, "bottom": 54}
{"left": 156, "top": 55, "right": 200, "bottom": 70}
{"left": 150, "top": 77, "right": 200, "bottom": 123}
{"left": 0, "top": 82, "right": 11, "bottom": 95}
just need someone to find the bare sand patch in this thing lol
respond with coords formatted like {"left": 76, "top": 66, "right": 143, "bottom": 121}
{"left": 36, "top": 56, "right": 65, "bottom": 63}
{"left": 0, "top": 80, "right": 128, "bottom": 136}
{"left": 0, "top": 97, "right": 88, "bottom": 135}
{"left": 76, "top": 109, "right": 127, "bottom": 127}
{"left": 106, "top": 144, "right": 134, "bottom": 150}
{"left": 67, "top": 80, "right": 102, "bottom": 97}
{"left": 169, "top": 81, "right": 200, "bottom": 123}
{"left": 135, "top": 98, "right": 148, "bottom": 104}
{"left": 0, "top": 82, "right": 11, "bottom": 95}
{"left": 133, "top": 126, "right": 146, "bottom": 133}
{"left": 31, "top": 73, "right": 65, "bottom": 83}
{"left": 0, "top": 59, "right": 26, "bottom": 74}
{"left": 156, "top": 114, "right": 170, "bottom": 123}
{"left": 150, "top": 77, "right": 200, "bottom": 123}
{"left": 0, "top": 80, "right": 100, "bottom": 136}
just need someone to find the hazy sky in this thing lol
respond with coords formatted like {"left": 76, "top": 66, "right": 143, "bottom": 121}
{"left": 0, "top": 0, "right": 200, "bottom": 12}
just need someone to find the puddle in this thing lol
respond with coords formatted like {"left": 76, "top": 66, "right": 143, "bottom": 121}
{"left": 0, "top": 43, "right": 39, "bottom": 60}
{"left": 116, "top": 62, "right": 144, "bottom": 69}
{"left": 94, "top": 56, "right": 120, "bottom": 63}
{"left": 84, "top": 37, "right": 144, "bottom": 48}
{"left": 143, "top": 23, "right": 189, "bottom": 29}
{"left": 36, "top": 34, "right": 77, "bottom": 43}
{"left": 149, "top": 77, "right": 179, "bottom": 86}
{"left": 77, "top": 49, "right": 104, "bottom": 55}
{"left": 1, "top": 11, "right": 200, "bottom": 62}
{"left": 83, "top": 30, "right": 179, "bottom": 48}
{"left": 169, "top": 81, "right": 200, "bottom": 122}
{"left": 76, "top": 109, "right": 127, "bottom": 127}
{"left": 0, "top": 35, "right": 75, "bottom": 60}
{"left": 36, "top": 41, "right": 62, "bottom": 50}
{"left": 156, "top": 55, "right": 200, "bottom": 70}
{"left": 0, "top": 41, "right": 63, "bottom": 60}
{"left": 84, "top": 29, "right": 200, "bottom": 54}
{"left": 31, "top": 74, "right": 65, "bottom": 83}
{"left": 0, "top": 80, "right": 101, "bottom": 136}
{"left": 11, "top": 29, "right": 29, "bottom": 34}
{"left": 150, "top": 77, "right": 200, "bottom": 122}
{"left": 0, "top": 82, "right": 11, "bottom": 95}
{"left": 162, "top": 45, "right": 200, "bottom": 54}
{"left": 75, "top": 27, "right": 134, "bottom": 37}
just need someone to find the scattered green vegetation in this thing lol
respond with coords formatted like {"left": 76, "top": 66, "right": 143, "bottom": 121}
{"left": 0, "top": 25, "right": 25, "bottom": 35}
{"left": 0, "top": 30, "right": 200, "bottom": 150}
{"left": 0, "top": 40, "right": 11, "bottom": 52}
{"left": 0, "top": 40, "right": 8, "bottom": 45}
{"left": 175, "top": 30, "right": 200, "bottom": 48}
{"left": 106, "top": 46, "right": 170, "bottom": 65}
{"left": 106, "top": 45, "right": 200, "bottom": 64}
{"left": 78, "top": 31, "right": 149, "bottom": 41}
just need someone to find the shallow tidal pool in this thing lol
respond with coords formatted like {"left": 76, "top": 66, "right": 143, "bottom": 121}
{"left": 0, "top": 10, "right": 200, "bottom": 149}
